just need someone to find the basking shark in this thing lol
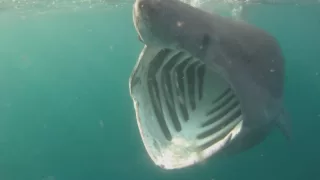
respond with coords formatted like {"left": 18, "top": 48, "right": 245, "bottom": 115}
{"left": 129, "top": 0, "right": 291, "bottom": 170}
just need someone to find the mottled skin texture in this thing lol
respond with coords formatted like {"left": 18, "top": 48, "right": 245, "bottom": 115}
{"left": 133, "top": 0, "right": 290, "bottom": 155}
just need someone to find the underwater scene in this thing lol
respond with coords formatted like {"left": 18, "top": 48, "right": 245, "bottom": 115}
{"left": 0, "top": 0, "right": 319, "bottom": 180}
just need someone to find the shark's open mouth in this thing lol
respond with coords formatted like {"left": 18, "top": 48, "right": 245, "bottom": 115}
{"left": 129, "top": 46, "right": 243, "bottom": 169}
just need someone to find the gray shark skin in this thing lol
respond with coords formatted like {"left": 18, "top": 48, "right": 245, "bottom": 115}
{"left": 241, "top": 0, "right": 320, "bottom": 5}
{"left": 129, "top": 0, "right": 291, "bottom": 170}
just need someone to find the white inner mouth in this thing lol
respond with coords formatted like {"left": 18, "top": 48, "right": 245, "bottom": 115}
{"left": 129, "top": 47, "right": 243, "bottom": 170}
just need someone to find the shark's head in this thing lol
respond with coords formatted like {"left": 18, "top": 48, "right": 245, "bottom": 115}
{"left": 130, "top": 0, "right": 288, "bottom": 170}
{"left": 133, "top": 0, "right": 222, "bottom": 59}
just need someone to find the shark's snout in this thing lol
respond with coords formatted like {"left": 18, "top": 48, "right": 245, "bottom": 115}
{"left": 133, "top": 0, "right": 156, "bottom": 45}
{"left": 133, "top": 0, "right": 169, "bottom": 47}
{"left": 134, "top": 0, "right": 160, "bottom": 23}
{"left": 135, "top": 0, "right": 155, "bottom": 9}
{"left": 135, "top": 0, "right": 160, "bottom": 11}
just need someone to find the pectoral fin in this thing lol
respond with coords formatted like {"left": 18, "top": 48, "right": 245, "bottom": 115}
{"left": 276, "top": 108, "right": 292, "bottom": 141}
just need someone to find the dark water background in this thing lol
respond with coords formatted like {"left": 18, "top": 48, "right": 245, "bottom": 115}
{"left": 0, "top": 2, "right": 319, "bottom": 180}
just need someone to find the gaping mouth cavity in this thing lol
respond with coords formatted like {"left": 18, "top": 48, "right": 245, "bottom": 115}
{"left": 129, "top": 47, "right": 243, "bottom": 170}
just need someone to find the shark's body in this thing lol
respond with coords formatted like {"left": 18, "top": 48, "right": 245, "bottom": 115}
{"left": 129, "top": 0, "right": 291, "bottom": 170}
{"left": 195, "top": 0, "right": 320, "bottom": 19}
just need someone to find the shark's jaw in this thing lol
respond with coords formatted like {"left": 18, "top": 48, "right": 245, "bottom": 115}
{"left": 130, "top": 0, "right": 244, "bottom": 170}
{"left": 129, "top": 47, "right": 244, "bottom": 170}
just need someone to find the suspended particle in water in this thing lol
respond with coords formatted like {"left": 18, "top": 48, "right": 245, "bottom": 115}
{"left": 176, "top": 20, "right": 184, "bottom": 27}
{"left": 99, "top": 120, "right": 105, "bottom": 128}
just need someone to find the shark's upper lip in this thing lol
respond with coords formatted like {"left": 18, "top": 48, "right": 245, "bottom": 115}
{"left": 133, "top": 0, "right": 150, "bottom": 45}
